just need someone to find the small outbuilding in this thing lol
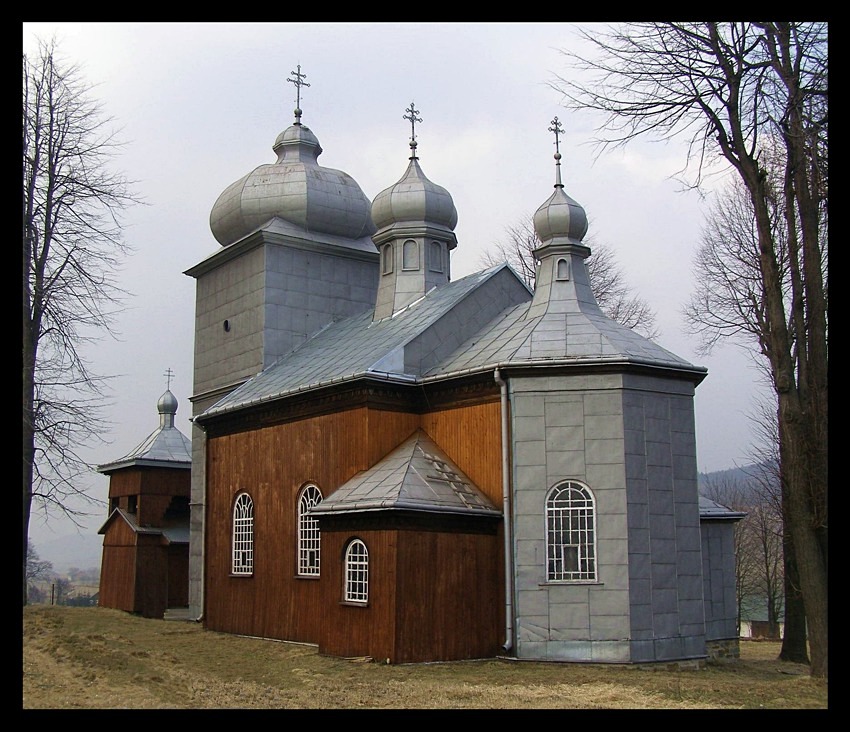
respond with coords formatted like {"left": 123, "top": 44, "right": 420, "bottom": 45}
{"left": 97, "top": 386, "right": 192, "bottom": 619}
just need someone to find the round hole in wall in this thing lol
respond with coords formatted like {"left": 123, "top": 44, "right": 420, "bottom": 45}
{"left": 223, "top": 319, "right": 230, "bottom": 332}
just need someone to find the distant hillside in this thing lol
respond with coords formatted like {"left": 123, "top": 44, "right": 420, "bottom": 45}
{"left": 33, "top": 532, "right": 102, "bottom": 574}
{"left": 698, "top": 461, "right": 776, "bottom": 488}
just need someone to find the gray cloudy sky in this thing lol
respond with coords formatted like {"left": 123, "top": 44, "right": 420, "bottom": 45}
{"left": 23, "top": 22, "right": 768, "bottom": 547}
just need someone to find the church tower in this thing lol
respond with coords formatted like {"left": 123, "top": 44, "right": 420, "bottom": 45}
{"left": 370, "top": 103, "right": 458, "bottom": 321}
{"left": 184, "top": 68, "right": 380, "bottom": 619}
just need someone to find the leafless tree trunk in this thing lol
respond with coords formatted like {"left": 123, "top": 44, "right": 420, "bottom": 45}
{"left": 552, "top": 22, "right": 827, "bottom": 678}
{"left": 22, "top": 37, "right": 138, "bottom": 605}
{"left": 480, "top": 216, "right": 659, "bottom": 339}
{"left": 749, "top": 398, "right": 809, "bottom": 662}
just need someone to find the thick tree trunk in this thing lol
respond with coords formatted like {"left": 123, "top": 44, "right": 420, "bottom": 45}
{"left": 779, "top": 407, "right": 828, "bottom": 678}
{"left": 780, "top": 534, "right": 809, "bottom": 663}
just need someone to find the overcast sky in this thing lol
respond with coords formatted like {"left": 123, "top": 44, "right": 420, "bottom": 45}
{"left": 23, "top": 22, "right": 769, "bottom": 547}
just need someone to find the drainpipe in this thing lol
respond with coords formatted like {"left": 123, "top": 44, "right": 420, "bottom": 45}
{"left": 494, "top": 368, "right": 513, "bottom": 653}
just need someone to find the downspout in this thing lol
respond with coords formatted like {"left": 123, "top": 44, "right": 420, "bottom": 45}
{"left": 494, "top": 368, "right": 513, "bottom": 653}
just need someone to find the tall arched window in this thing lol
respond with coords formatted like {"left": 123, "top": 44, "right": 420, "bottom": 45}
{"left": 232, "top": 492, "right": 254, "bottom": 575}
{"left": 402, "top": 239, "right": 419, "bottom": 270}
{"left": 344, "top": 539, "right": 369, "bottom": 604}
{"left": 546, "top": 481, "right": 596, "bottom": 581}
{"left": 297, "top": 484, "right": 323, "bottom": 576}
{"left": 429, "top": 241, "right": 443, "bottom": 272}
{"left": 382, "top": 243, "right": 393, "bottom": 275}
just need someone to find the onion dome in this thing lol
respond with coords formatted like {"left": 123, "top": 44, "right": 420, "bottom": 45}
{"left": 209, "top": 76, "right": 375, "bottom": 246}
{"left": 371, "top": 157, "right": 459, "bottom": 232}
{"left": 157, "top": 388, "right": 178, "bottom": 418}
{"left": 532, "top": 117, "right": 588, "bottom": 245}
{"left": 371, "top": 102, "right": 458, "bottom": 234}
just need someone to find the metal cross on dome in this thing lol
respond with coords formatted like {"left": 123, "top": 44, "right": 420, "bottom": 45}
{"left": 548, "top": 116, "right": 565, "bottom": 187}
{"left": 163, "top": 367, "right": 174, "bottom": 390}
{"left": 288, "top": 64, "right": 310, "bottom": 123}
{"left": 404, "top": 102, "right": 422, "bottom": 157}
{"left": 549, "top": 116, "right": 564, "bottom": 156}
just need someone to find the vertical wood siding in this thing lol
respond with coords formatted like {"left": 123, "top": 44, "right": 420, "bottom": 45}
{"left": 204, "top": 398, "right": 506, "bottom": 660}
{"left": 204, "top": 407, "right": 418, "bottom": 641}
{"left": 420, "top": 400, "right": 503, "bottom": 507}
{"left": 98, "top": 518, "right": 137, "bottom": 612}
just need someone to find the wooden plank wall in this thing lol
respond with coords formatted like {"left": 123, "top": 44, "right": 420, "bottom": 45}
{"left": 204, "top": 399, "right": 506, "bottom": 658}
{"left": 135, "top": 537, "right": 168, "bottom": 618}
{"left": 316, "top": 529, "right": 399, "bottom": 661}
{"left": 421, "top": 399, "right": 503, "bottom": 507}
{"left": 394, "top": 528, "right": 502, "bottom": 663}
{"left": 98, "top": 518, "right": 137, "bottom": 612}
{"left": 204, "top": 407, "right": 418, "bottom": 642}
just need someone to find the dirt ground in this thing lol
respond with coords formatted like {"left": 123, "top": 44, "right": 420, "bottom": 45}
{"left": 22, "top": 605, "right": 828, "bottom": 710}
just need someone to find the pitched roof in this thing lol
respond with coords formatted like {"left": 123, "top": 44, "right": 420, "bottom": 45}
{"left": 310, "top": 430, "right": 500, "bottom": 517}
{"left": 699, "top": 496, "right": 747, "bottom": 521}
{"left": 199, "top": 264, "right": 527, "bottom": 421}
{"left": 96, "top": 422, "right": 192, "bottom": 473}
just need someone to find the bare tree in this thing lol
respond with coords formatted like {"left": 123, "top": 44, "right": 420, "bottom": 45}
{"left": 552, "top": 22, "right": 827, "bottom": 679}
{"left": 26, "top": 542, "right": 54, "bottom": 585}
{"left": 23, "top": 37, "right": 139, "bottom": 606}
{"left": 480, "top": 215, "right": 659, "bottom": 339}
{"left": 747, "top": 396, "right": 809, "bottom": 663}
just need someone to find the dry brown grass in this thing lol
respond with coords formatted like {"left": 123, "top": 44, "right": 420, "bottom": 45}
{"left": 22, "top": 605, "right": 827, "bottom": 710}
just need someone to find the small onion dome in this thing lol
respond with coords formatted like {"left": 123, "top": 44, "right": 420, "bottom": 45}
{"left": 209, "top": 123, "right": 375, "bottom": 246}
{"left": 371, "top": 157, "right": 458, "bottom": 232}
{"left": 533, "top": 185, "right": 588, "bottom": 245}
{"left": 157, "top": 389, "right": 178, "bottom": 416}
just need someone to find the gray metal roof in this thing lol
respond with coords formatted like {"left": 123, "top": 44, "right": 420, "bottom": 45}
{"left": 310, "top": 430, "right": 500, "bottom": 517}
{"left": 699, "top": 496, "right": 747, "bottom": 521}
{"left": 426, "top": 298, "right": 700, "bottom": 375}
{"left": 427, "top": 253, "right": 703, "bottom": 377}
{"left": 198, "top": 264, "right": 514, "bottom": 420}
{"left": 97, "top": 390, "right": 192, "bottom": 473}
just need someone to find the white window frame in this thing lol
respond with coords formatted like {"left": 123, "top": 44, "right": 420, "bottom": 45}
{"left": 297, "top": 484, "right": 323, "bottom": 576}
{"left": 546, "top": 481, "right": 596, "bottom": 582}
{"left": 232, "top": 492, "right": 254, "bottom": 575}
{"left": 344, "top": 538, "right": 369, "bottom": 604}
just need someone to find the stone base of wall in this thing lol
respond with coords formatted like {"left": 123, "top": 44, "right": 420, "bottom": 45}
{"left": 706, "top": 637, "right": 740, "bottom": 661}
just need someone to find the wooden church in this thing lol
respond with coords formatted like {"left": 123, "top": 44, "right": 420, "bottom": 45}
{"left": 96, "top": 381, "right": 192, "bottom": 619}
{"left": 182, "top": 70, "right": 743, "bottom": 665}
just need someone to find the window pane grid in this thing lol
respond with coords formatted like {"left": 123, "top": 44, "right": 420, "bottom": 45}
{"left": 232, "top": 493, "right": 254, "bottom": 575}
{"left": 546, "top": 483, "right": 596, "bottom": 581}
{"left": 298, "top": 485, "right": 322, "bottom": 576}
{"left": 345, "top": 540, "right": 369, "bottom": 603}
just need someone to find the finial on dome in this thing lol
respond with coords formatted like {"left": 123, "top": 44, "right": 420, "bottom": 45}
{"left": 403, "top": 102, "right": 422, "bottom": 159}
{"left": 287, "top": 64, "right": 310, "bottom": 125}
{"left": 548, "top": 116, "right": 565, "bottom": 189}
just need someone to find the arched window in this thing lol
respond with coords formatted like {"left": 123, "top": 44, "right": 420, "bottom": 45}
{"left": 402, "top": 239, "right": 419, "bottom": 270}
{"left": 546, "top": 481, "right": 596, "bottom": 581}
{"left": 232, "top": 493, "right": 254, "bottom": 575}
{"left": 382, "top": 244, "right": 393, "bottom": 275}
{"left": 429, "top": 241, "right": 443, "bottom": 272}
{"left": 556, "top": 257, "right": 570, "bottom": 281}
{"left": 297, "top": 484, "right": 323, "bottom": 576}
{"left": 344, "top": 539, "right": 369, "bottom": 604}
